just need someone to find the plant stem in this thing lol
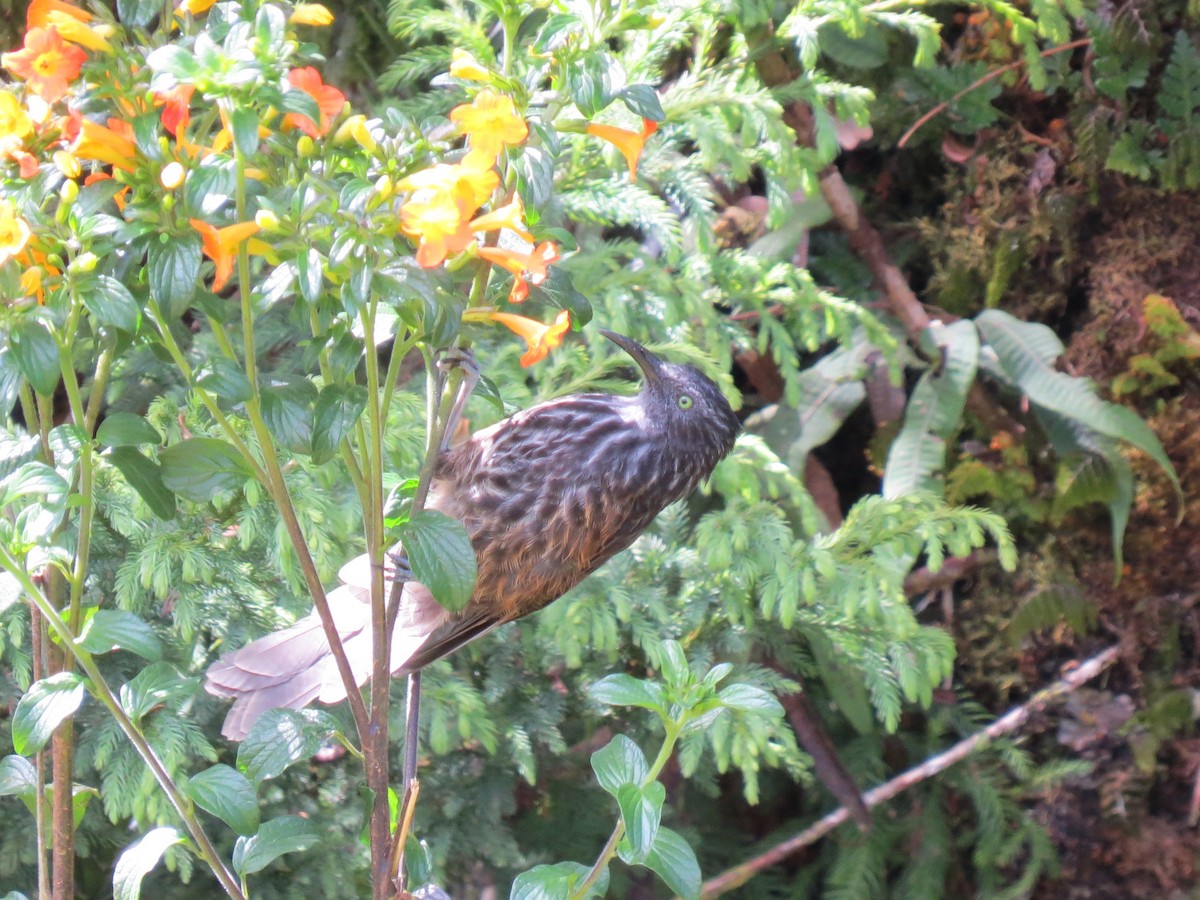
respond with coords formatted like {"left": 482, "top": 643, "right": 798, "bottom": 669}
{"left": 1, "top": 552, "right": 246, "bottom": 899}
{"left": 572, "top": 721, "right": 684, "bottom": 899}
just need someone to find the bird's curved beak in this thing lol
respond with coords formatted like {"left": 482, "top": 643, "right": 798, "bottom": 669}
{"left": 600, "top": 329, "right": 664, "bottom": 385}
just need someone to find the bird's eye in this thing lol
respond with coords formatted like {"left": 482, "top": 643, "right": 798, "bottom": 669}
{"left": 677, "top": 394, "right": 694, "bottom": 410}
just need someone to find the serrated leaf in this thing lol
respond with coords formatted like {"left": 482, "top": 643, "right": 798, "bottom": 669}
{"left": 160, "top": 438, "right": 252, "bottom": 501}
{"left": 237, "top": 708, "right": 340, "bottom": 784}
{"left": 642, "top": 826, "right": 701, "bottom": 899}
{"left": 617, "top": 781, "right": 664, "bottom": 863}
{"left": 81, "top": 275, "right": 140, "bottom": 332}
{"left": 78, "top": 610, "right": 163, "bottom": 660}
{"left": 311, "top": 384, "right": 367, "bottom": 464}
{"left": 717, "top": 683, "right": 785, "bottom": 717}
{"left": 233, "top": 816, "right": 321, "bottom": 875}
{"left": 13, "top": 673, "right": 86, "bottom": 754}
{"left": 185, "top": 764, "right": 259, "bottom": 835}
{"left": 148, "top": 235, "right": 202, "bottom": 319}
{"left": 106, "top": 447, "right": 177, "bottom": 519}
{"left": 511, "top": 861, "right": 607, "bottom": 900}
{"left": 113, "top": 828, "right": 184, "bottom": 900}
{"left": 590, "top": 734, "right": 649, "bottom": 795}
{"left": 9, "top": 319, "right": 60, "bottom": 395}
{"left": 97, "top": 413, "right": 161, "bottom": 448}
{"left": 400, "top": 509, "right": 477, "bottom": 612}
{"left": 260, "top": 377, "right": 318, "bottom": 454}
{"left": 590, "top": 674, "right": 665, "bottom": 711}
{"left": 119, "top": 662, "right": 191, "bottom": 722}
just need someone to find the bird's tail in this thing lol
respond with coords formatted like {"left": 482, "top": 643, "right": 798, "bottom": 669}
{"left": 205, "top": 579, "right": 439, "bottom": 740}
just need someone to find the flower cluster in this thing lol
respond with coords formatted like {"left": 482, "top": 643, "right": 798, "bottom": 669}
{"left": 0, "top": 0, "right": 661, "bottom": 368}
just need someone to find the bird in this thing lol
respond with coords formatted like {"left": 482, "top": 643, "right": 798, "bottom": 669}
{"left": 205, "top": 330, "right": 741, "bottom": 739}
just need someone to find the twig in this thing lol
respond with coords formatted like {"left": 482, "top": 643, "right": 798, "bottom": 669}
{"left": 696, "top": 643, "right": 1121, "bottom": 898}
{"left": 897, "top": 39, "right": 1092, "bottom": 148}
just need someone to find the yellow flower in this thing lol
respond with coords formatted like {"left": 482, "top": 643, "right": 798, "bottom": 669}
{"left": 0, "top": 92, "right": 33, "bottom": 143}
{"left": 469, "top": 195, "right": 533, "bottom": 243}
{"left": 449, "top": 49, "right": 490, "bottom": 82}
{"left": 478, "top": 240, "right": 559, "bottom": 302}
{"left": 333, "top": 113, "right": 376, "bottom": 152}
{"left": 489, "top": 310, "right": 571, "bottom": 367}
{"left": 74, "top": 117, "right": 137, "bottom": 171}
{"left": 586, "top": 118, "right": 660, "bottom": 181}
{"left": 398, "top": 163, "right": 500, "bottom": 267}
{"left": 449, "top": 90, "right": 528, "bottom": 168}
{"left": 0, "top": 201, "right": 32, "bottom": 266}
{"left": 52, "top": 149, "right": 79, "bottom": 177}
{"left": 20, "top": 264, "right": 44, "bottom": 300}
{"left": 289, "top": 3, "right": 333, "bottom": 25}
{"left": 190, "top": 218, "right": 262, "bottom": 291}
{"left": 176, "top": 0, "right": 219, "bottom": 15}
{"left": 42, "top": 11, "right": 112, "bottom": 53}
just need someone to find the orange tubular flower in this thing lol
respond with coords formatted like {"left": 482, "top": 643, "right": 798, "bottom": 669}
{"left": 478, "top": 240, "right": 560, "bottom": 303}
{"left": 586, "top": 118, "right": 660, "bottom": 181}
{"left": 450, "top": 90, "right": 528, "bottom": 168}
{"left": 27, "top": 0, "right": 91, "bottom": 27}
{"left": 3, "top": 27, "right": 87, "bottom": 105}
{"left": 73, "top": 117, "right": 137, "bottom": 171}
{"left": 157, "top": 83, "right": 194, "bottom": 137}
{"left": 0, "top": 201, "right": 32, "bottom": 266}
{"left": 490, "top": 309, "right": 571, "bottom": 367}
{"left": 190, "top": 218, "right": 262, "bottom": 291}
{"left": 398, "top": 163, "right": 500, "bottom": 268}
{"left": 284, "top": 67, "right": 347, "bottom": 139}
{"left": 469, "top": 195, "right": 534, "bottom": 243}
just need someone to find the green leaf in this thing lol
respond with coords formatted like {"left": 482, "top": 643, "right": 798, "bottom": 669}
{"left": 196, "top": 357, "right": 253, "bottom": 403}
{"left": 185, "top": 764, "right": 260, "bottom": 836}
{"left": 0, "top": 755, "right": 37, "bottom": 799}
{"left": 297, "top": 248, "right": 323, "bottom": 304}
{"left": 883, "top": 319, "right": 979, "bottom": 498}
{"left": 233, "top": 816, "right": 322, "bottom": 875}
{"left": 97, "top": 413, "right": 161, "bottom": 448}
{"left": 9, "top": 319, "right": 60, "bottom": 396}
{"left": 526, "top": 268, "right": 593, "bottom": 327}
{"left": 81, "top": 275, "right": 140, "bottom": 333}
{"left": 260, "top": 377, "right": 318, "bottom": 454}
{"left": 230, "top": 107, "right": 260, "bottom": 159}
{"left": 590, "top": 674, "right": 666, "bottom": 712}
{"left": 977, "top": 309, "right": 1183, "bottom": 509}
{"left": 619, "top": 84, "right": 664, "bottom": 120}
{"left": 238, "top": 708, "right": 340, "bottom": 784}
{"left": 511, "top": 861, "right": 608, "bottom": 900}
{"left": 819, "top": 20, "right": 889, "bottom": 69}
{"left": 617, "top": 781, "right": 664, "bottom": 863}
{"left": 186, "top": 158, "right": 237, "bottom": 216}
{"left": 641, "top": 826, "right": 701, "bottom": 899}
{"left": 311, "top": 384, "right": 367, "bottom": 464}
{"left": 513, "top": 146, "right": 555, "bottom": 211}
{"left": 119, "top": 662, "right": 191, "bottom": 722}
{"left": 147, "top": 234, "right": 202, "bottom": 319}
{"left": 654, "top": 639, "right": 690, "bottom": 687}
{"left": 117, "top": 0, "right": 159, "bottom": 28}
{"left": 568, "top": 52, "right": 618, "bottom": 118}
{"left": 106, "top": 447, "right": 177, "bottom": 519}
{"left": 717, "top": 683, "right": 785, "bottom": 718}
{"left": 160, "top": 438, "right": 252, "bottom": 502}
{"left": 113, "top": 828, "right": 184, "bottom": 900}
{"left": 1, "top": 461, "right": 69, "bottom": 505}
{"left": 12, "top": 673, "right": 86, "bottom": 754}
{"left": 590, "top": 734, "right": 649, "bottom": 795}
{"left": 400, "top": 509, "right": 477, "bottom": 613}
{"left": 78, "top": 610, "right": 163, "bottom": 661}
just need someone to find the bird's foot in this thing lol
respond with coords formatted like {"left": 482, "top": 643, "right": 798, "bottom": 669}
{"left": 435, "top": 347, "right": 481, "bottom": 451}
{"left": 386, "top": 549, "right": 414, "bottom": 584}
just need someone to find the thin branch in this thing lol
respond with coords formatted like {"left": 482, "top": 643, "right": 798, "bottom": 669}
{"left": 897, "top": 39, "right": 1092, "bottom": 148}
{"left": 697, "top": 644, "right": 1122, "bottom": 898}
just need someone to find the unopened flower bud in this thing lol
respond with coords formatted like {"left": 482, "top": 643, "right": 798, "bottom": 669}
{"left": 59, "top": 179, "right": 79, "bottom": 205}
{"left": 297, "top": 135, "right": 316, "bottom": 157}
{"left": 254, "top": 209, "right": 280, "bottom": 230}
{"left": 374, "top": 174, "right": 392, "bottom": 199}
{"left": 160, "top": 161, "right": 185, "bottom": 190}
{"left": 69, "top": 252, "right": 98, "bottom": 274}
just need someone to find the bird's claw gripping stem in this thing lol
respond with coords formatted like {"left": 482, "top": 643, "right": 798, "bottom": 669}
{"left": 435, "top": 347, "right": 480, "bottom": 453}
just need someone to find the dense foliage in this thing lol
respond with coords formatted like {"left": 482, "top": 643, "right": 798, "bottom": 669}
{"left": 0, "top": 1, "right": 1190, "bottom": 898}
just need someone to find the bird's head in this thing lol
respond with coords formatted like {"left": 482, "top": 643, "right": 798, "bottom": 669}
{"left": 601, "top": 330, "right": 741, "bottom": 470}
